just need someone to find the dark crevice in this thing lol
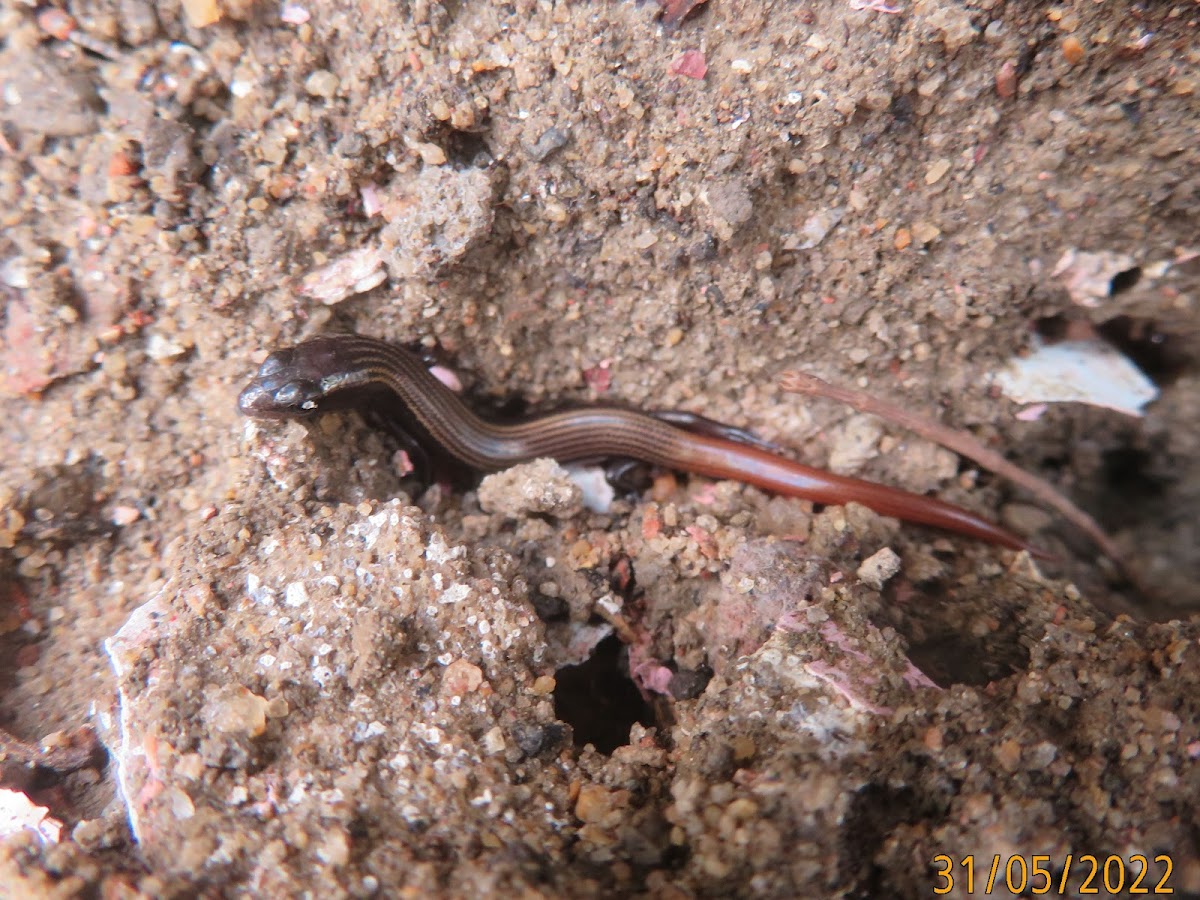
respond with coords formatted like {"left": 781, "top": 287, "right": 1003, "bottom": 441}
{"left": 904, "top": 630, "right": 1030, "bottom": 687}
{"left": 1033, "top": 313, "right": 1191, "bottom": 387}
{"left": 1101, "top": 444, "right": 1168, "bottom": 504}
{"left": 890, "top": 584, "right": 1032, "bottom": 687}
{"left": 1032, "top": 313, "right": 1071, "bottom": 341}
{"left": 553, "top": 635, "right": 654, "bottom": 754}
{"left": 839, "top": 783, "right": 948, "bottom": 896}
{"left": 430, "top": 127, "right": 493, "bottom": 169}
{"left": 1096, "top": 315, "right": 1191, "bottom": 386}
{"left": 1108, "top": 266, "right": 1142, "bottom": 295}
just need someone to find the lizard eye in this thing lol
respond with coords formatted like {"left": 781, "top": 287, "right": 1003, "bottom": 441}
{"left": 272, "top": 382, "right": 307, "bottom": 408}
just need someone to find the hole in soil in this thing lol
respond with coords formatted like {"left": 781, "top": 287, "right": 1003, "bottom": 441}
{"left": 1032, "top": 314, "right": 1071, "bottom": 342}
{"left": 840, "top": 784, "right": 938, "bottom": 895}
{"left": 553, "top": 634, "right": 654, "bottom": 754}
{"left": 1032, "top": 313, "right": 1191, "bottom": 387}
{"left": 1096, "top": 315, "right": 1191, "bottom": 386}
{"left": 1108, "top": 265, "right": 1142, "bottom": 295}
{"left": 439, "top": 129, "right": 492, "bottom": 168}
{"left": 904, "top": 631, "right": 1030, "bottom": 687}
{"left": 888, "top": 585, "right": 1031, "bottom": 686}
{"left": 1101, "top": 445, "right": 1166, "bottom": 502}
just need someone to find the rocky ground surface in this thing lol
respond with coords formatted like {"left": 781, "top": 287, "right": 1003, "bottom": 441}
{"left": 0, "top": 0, "right": 1197, "bottom": 896}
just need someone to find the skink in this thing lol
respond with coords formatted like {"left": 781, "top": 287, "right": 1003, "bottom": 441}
{"left": 238, "top": 333, "right": 1042, "bottom": 555}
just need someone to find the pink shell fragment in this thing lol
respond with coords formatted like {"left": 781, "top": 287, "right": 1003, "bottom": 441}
{"left": 280, "top": 4, "right": 310, "bottom": 24}
{"left": 669, "top": 50, "right": 707, "bottom": 80}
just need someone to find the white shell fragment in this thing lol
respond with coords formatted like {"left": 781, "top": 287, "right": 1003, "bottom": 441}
{"left": 563, "top": 464, "right": 616, "bottom": 514}
{"left": 299, "top": 247, "right": 386, "bottom": 305}
{"left": 1051, "top": 249, "right": 1138, "bottom": 308}
{"left": 992, "top": 338, "right": 1158, "bottom": 418}
{"left": 783, "top": 207, "right": 844, "bottom": 250}
{"left": 0, "top": 789, "right": 62, "bottom": 845}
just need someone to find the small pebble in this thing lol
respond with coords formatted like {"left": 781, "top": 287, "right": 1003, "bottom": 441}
{"left": 993, "top": 738, "right": 1022, "bottom": 772}
{"left": 924, "top": 158, "right": 952, "bottom": 185}
{"left": 732, "top": 735, "right": 756, "bottom": 762}
{"left": 995, "top": 60, "right": 1018, "bottom": 99}
{"left": 669, "top": 50, "right": 707, "bottom": 80}
{"left": 442, "top": 658, "right": 484, "bottom": 695}
{"left": 1062, "top": 36, "right": 1086, "bottom": 65}
{"left": 912, "top": 222, "right": 941, "bottom": 245}
{"left": 181, "top": 0, "right": 221, "bottom": 27}
{"left": 529, "top": 126, "right": 569, "bottom": 161}
{"left": 204, "top": 685, "right": 270, "bottom": 738}
{"left": 856, "top": 547, "right": 902, "bottom": 590}
{"left": 575, "top": 784, "right": 621, "bottom": 825}
{"left": 409, "top": 140, "right": 447, "bottom": 165}
{"left": 281, "top": 4, "right": 310, "bottom": 24}
{"left": 111, "top": 506, "right": 141, "bottom": 526}
{"left": 923, "top": 727, "right": 944, "bottom": 752}
{"left": 37, "top": 8, "right": 76, "bottom": 40}
{"left": 304, "top": 70, "right": 340, "bottom": 99}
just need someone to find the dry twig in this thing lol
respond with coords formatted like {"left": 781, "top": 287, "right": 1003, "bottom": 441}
{"left": 779, "top": 370, "right": 1141, "bottom": 588}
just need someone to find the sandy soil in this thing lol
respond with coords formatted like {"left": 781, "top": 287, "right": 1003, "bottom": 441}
{"left": 1, "top": 0, "right": 1198, "bottom": 895}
